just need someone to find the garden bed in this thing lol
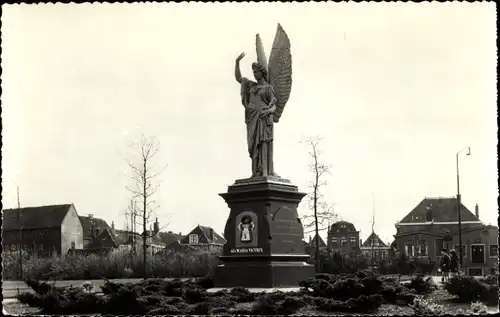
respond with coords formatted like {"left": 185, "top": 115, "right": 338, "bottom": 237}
{"left": 15, "top": 273, "right": 494, "bottom": 315}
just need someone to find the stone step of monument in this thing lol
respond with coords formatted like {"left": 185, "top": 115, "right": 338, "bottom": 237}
{"left": 207, "top": 287, "right": 302, "bottom": 294}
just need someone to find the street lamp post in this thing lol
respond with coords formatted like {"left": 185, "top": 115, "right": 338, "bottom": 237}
{"left": 456, "top": 146, "right": 471, "bottom": 270}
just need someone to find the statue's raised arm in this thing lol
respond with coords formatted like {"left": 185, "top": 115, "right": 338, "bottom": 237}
{"left": 267, "top": 24, "right": 292, "bottom": 123}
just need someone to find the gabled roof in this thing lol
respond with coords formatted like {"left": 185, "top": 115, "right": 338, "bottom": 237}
{"left": 310, "top": 234, "right": 327, "bottom": 248}
{"left": 113, "top": 229, "right": 141, "bottom": 245}
{"left": 399, "top": 197, "right": 480, "bottom": 224}
{"left": 199, "top": 225, "right": 226, "bottom": 244}
{"left": 87, "top": 228, "right": 119, "bottom": 249}
{"left": 3, "top": 204, "right": 74, "bottom": 231}
{"left": 329, "top": 221, "right": 358, "bottom": 233}
{"left": 180, "top": 225, "right": 226, "bottom": 245}
{"left": 79, "top": 215, "right": 111, "bottom": 240}
{"left": 362, "top": 232, "right": 388, "bottom": 248}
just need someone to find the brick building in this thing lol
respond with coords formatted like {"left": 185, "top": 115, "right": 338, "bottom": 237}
{"left": 393, "top": 197, "right": 498, "bottom": 276}
{"left": 327, "top": 221, "right": 361, "bottom": 255}
{"left": 3, "top": 204, "right": 84, "bottom": 256}
{"left": 360, "top": 232, "right": 391, "bottom": 261}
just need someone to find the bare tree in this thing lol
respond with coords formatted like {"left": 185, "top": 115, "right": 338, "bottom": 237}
{"left": 125, "top": 134, "right": 166, "bottom": 278}
{"left": 300, "top": 136, "right": 337, "bottom": 272}
{"left": 123, "top": 198, "right": 138, "bottom": 255}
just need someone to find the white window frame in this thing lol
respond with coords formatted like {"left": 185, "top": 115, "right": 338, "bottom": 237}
{"left": 453, "top": 244, "right": 467, "bottom": 259}
{"left": 405, "top": 245, "right": 414, "bottom": 257}
{"left": 489, "top": 244, "right": 498, "bottom": 258}
{"left": 349, "top": 236, "right": 356, "bottom": 243}
{"left": 470, "top": 244, "right": 486, "bottom": 264}
{"left": 189, "top": 234, "right": 199, "bottom": 245}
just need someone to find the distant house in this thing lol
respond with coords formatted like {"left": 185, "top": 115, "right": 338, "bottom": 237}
{"left": 2, "top": 204, "right": 84, "bottom": 256}
{"left": 137, "top": 219, "right": 184, "bottom": 256}
{"left": 113, "top": 228, "right": 142, "bottom": 252}
{"left": 360, "top": 232, "right": 391, "bottom": 261}
{"left": 179, "top": 225, "right": 226, "bottom": 251}
{"left": 393, "top": 197, "right": 498, "bottom": 276}
{"left": 327, "top": 221, "right": 361, "bottom": 255}
{"left": 79, "top": 214, "right": 112, "bottom": 249}
{"left": 305, "top": 234, "right": 327, "bottom": 257}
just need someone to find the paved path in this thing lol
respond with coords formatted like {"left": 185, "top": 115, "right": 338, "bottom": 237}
{"left": 2, "top": 278, "right": 191, "bottom": 299}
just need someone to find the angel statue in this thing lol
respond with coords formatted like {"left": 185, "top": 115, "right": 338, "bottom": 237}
{"left": 234, "top": 23, "right": 292, "bottom": 178}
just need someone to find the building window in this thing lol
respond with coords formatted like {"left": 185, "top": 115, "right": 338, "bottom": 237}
{"left": 489, "top": 245, "right": 498, "bottom": 258}
{"left": 405, "top": 245, "right": 414, "bottom": 257}
{"left": 71, "top": 241, "right": 76, "bottom": 249}
{"left": 418, "top": 240, "right": 428, "bottom": 256}
{"left": 189, "top": 234, "right": 198, "bottom": 245}
{"left": 340, "top": 238, "right": 347, "bottom": 247}
{"left": 454, "top": 245, "right": 467, "bottom": 258}
{"left": 350, "top": 236, "right": 356, "bottom": 244}
{"left": 425, "top": 210, "right": 433, "bottom": 222}
{"left": 331, "top": 237, "right": 338, "bottom": 247}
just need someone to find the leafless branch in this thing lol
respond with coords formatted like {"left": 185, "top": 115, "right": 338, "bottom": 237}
{"left": 299, "top": 135, "right": 337, "bottom": 271}
{"left": 124, "top": 133, "right": 166, "bottom": 277}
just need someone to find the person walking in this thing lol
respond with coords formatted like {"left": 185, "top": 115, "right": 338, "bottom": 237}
{"left": 440, "top": 248, "right": 451, "bottom": 282}
{"left": 449, "top": 249, "right": 460, "bottom": 278}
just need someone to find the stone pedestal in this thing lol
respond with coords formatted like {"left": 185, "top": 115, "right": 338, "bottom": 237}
{"left": 213, "top": 176, "right": 314, "bottom": 288}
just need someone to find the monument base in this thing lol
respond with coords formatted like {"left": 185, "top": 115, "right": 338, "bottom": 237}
{"left": 213, "top": 176, "right": 314, "bottom": 289}
{"left": 213, "top": 259, "right": 314, "bottom": 288}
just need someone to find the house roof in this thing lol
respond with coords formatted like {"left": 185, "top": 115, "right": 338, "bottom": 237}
{"left": 79, "top": 215, "right": 111, "bottom": 240}
{"left": 399, "top": 197, "right": 480, "bottom": 224}
{"left": 329, "top": 221, "right": 358, "bottom": 233}
{"left": 3, "top": 204, "right": 74, "bottom": 231}
{"left": 310, "top": 234, "right": 327, "bottom": 248}
{"left": 86, "top": 228, "right": 119, "bottom": 249}
{"left": 180, "top": 225, "right": 226, "bottom": 245}
{"left": 113, "top": 229, "right": 141, "bottom": 245}
{"left": 361, "top": 232, "right": 388, "bottom": 248}
{"left": 198, "top": 225, "right": 226, "bottom": 244}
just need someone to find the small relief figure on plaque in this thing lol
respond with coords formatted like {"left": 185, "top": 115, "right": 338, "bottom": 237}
{"left": 238, "top": 215, "right": 255, "bottom": 243}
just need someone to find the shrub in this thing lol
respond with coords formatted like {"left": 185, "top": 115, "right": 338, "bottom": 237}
{"left": 314, "top": 294, "right": 382, "bottom": 313}
{"left": 189, "top": 302, "right": 212, "bottom": 315}
{"left": 278, "top": 296, "right": 308, "bottom": 315}
{"left": 251, "top": 294, "right": 279, "bottom": 315}
{"left": 444, "top": 276, "right": 499, "bottom": 306}
{"left": 470, "top": 301, "right": 488, "bottom": 315}
{"left": 318, "top": 251, "right": 369, "bottom": 274}
{"left": 3, "top": 249, "right": 219, "bottom": 280}
{"left": 229, "top": 287, "right": 256, "bottom": 302}
{"left": 410, "top": 296, "right": 445, "bottom": 316}
{"left": 406, "top": 274, "right": 437, "bottom": 295}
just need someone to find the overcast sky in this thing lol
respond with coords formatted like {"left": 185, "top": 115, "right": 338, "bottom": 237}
{"left": 2, "top": 3, "right": 497, "bottom": 244}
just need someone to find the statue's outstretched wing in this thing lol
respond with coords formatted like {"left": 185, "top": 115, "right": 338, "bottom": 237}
{"left": 256, "top": 34, "right": 268, "bottom": 72}
{"left": 268, "top": 23, "right": 292, "bottom": 123}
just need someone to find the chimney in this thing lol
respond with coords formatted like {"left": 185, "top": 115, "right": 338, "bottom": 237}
{"left": 88, "top": 214, "right": 93, "bottom": 220}
{"left": 209, "top": 228, "right": 214, "bottom": 241}
{"left": 153, "top": 218, "right": 160, "bottom": 234}
{"left": 111, "top": 221, "right": 115, "bottom": 230}
{"left": 475, "top": 204, "right": 479, "bottom": 219}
